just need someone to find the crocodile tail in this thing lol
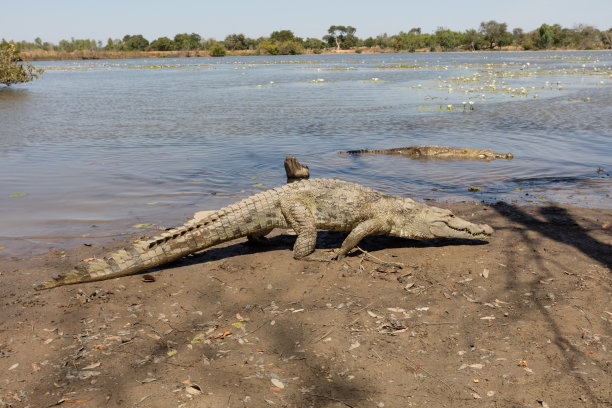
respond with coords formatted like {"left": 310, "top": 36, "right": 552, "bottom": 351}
{"left": 35, "top": 265, "right": 92, "bottom": 290}
{"left": 35, "top": 185, "right": 289, "bottom": 290}
{"left": 34, "top": 240, "right": 173, "bottom": 290}
{"left": 35, "top": 216, "right": 221, "bottom": 290}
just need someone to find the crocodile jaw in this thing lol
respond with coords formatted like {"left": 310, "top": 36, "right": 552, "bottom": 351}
{"left": 428, "top": 216, "right": 493, "bottom": 239}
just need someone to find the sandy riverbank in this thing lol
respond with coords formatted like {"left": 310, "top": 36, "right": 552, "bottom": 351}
{"left": 0, "top": 201, "right": 610, "bottom": 407}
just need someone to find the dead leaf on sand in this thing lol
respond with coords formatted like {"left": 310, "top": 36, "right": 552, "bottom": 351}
{"left": 82, "top": 362, "right": 100, "bottom": 370}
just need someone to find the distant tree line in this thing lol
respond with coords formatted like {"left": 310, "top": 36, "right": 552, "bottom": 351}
{"left": 5, "top": 22, "right": 612, "bottom": 57}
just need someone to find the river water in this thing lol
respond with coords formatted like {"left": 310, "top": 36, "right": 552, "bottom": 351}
{"left": 1, "top": 51, "right": 610, "bottom": 256}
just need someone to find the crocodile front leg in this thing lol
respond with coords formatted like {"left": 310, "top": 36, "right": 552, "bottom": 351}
{"left": 335, "top": 217, "right": 391, "bottom": 259}
{"left": 280, "top": 198, "right": 317, "bottom": 258}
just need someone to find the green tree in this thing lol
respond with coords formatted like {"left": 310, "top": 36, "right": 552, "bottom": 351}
{"left": 537, "top": 24, "right": 555, "bottom": 49}
{"left": 174, "top": 33, "right": 201, "bottom": 50}
{"left": 200, "top": 38, "right": 217, "bottom": 50}
{"left": 0, "top": 41, "right": 43, "bottom": 86}
{"left": 388, "top": 34, "right": 406, "bottom": 51}
{"left": 375, "top": 33, "right": 390, "bottom": 48}
{"left": 209, "top": 42, "right": 226, "bottom": 57}
{"left": 270, "top": 30, "right": 298, "bottom": 43}
{"left": 479, "top": 20, "right": 511, "bottom": 48}
{"left": 512, "top": 28, "right": 525, "bottom": 45}
{"left": 521, "top": 36, "right": 536, "bottom": 50}
{"left": 257, "top": 30, "right": 304, "bottom": 55}
{"left": 278, "top": 40, "right": 303, "bottom": 55}
{"left": 104, "top": 38, "right": 122, "bottom": 51}
{"left": 324, "top": 25, "right": 357, "bottom": 50}
{"left": 435, "top": 27, "right": 457, "bottom": 50}
{"left": 362, "top": 37, "right": 376, "bottom": 48}
{"left": 57, "top": 39, "right": 75, "bottom": 52}
{"left": 462, "top": 29, "right": 486, "bottom": 50}
{"left": 122, "top": 34, "right": 149, "bottom": 51}
{"left": 566, "top": 24, "right": 602, "bottom": 49}
{"left": 550, "top": 24, "right": 566, "bottom": 47}
{"left": 149, "top": 36, "right": 175, "bottom": 51}
{"left": 224, "top": 33, "right": 254, "bottom": 50}
{"left": 304, "top": 37, "right": 325, "bottom": 50}
{"left": 602, "top": 28, "right": 612, "bottom": 48}
{"left": 257, "top": 39, "right": 280, "bottom": 55}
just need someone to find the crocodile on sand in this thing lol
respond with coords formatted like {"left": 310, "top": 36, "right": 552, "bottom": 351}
{"left": 36, "top": 179, "right": 493, "bottom": 290}
{"left": 341, "top": 146, "right": 514, "bottom": 161}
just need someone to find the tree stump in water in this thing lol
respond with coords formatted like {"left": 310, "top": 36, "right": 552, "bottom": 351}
{"left": 284, "top": 156, "right": 309, "bottom": 183}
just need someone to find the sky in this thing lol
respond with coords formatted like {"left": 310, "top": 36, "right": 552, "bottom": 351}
{"left": 2, "top": 0, "right": 611, "bottom": 43}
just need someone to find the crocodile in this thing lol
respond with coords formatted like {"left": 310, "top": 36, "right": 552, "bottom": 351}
{"left": 35, "top": 179, "right": 493, "bottom": 290}
{"left": 341, "top": 146, "right": 513, "bottom": 161}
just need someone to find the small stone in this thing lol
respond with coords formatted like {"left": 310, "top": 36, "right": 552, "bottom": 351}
{"left": 185, "top": 385, "right": 202, "bottom": 395}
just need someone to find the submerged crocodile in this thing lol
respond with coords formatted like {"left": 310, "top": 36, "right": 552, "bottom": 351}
{"left": 341, "top": 146, "right": 514, "bottom": 161}
{"left": 36, "top": 179, "right": 493, "bottom": 290}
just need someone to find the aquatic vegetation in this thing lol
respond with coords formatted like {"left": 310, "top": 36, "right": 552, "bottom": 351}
{"left": 303, "top": 78, "right": 327, "bottom": 84}
{"left": 369, "top": 65, "right": 424, "bottom": 70}
{"left": 322, "top": 66, "right": 357, "bottom": 71}
{"left": 247, "top": 83, "right": 279, "bottom": 89}
{"left": 399, "top": 54, "right": 611, "bottom": 113}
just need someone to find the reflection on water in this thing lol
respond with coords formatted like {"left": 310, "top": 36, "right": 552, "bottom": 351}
{"left": 0, "top": 52, "right": 610, "bottom": 256}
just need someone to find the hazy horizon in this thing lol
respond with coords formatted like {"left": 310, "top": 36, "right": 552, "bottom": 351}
{"left": 2, "top": 0, "right": 611, "bottom": 44}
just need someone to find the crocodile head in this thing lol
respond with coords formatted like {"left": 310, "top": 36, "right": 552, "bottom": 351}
{"left": 480, "top": 152, "right": 514, "bottom": 161}
{"left": 391, "top": 205, "right": 493, "bottom": 240}
{"left": 425, "top": 206, "right": 493, "bottom": 239}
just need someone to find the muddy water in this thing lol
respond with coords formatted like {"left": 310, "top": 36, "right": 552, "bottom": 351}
{"left": 0, "top": 51, "right": 610, "bottom": 256}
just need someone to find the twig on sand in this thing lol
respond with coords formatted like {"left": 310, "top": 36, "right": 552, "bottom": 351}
{"left": 310, "top": 328, "right": 334, "bottom": 344}
{"left": 404, "top": 355, "right": 453, "bottom": 391}
{"left": 355, "top": 246, "right": 404, "bottom": 268}
{"left": 245, "top": 319, "right": 274, "bottom": 335}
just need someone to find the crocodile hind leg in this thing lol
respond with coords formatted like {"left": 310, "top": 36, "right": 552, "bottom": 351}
{"left": 279, "top": 198, "right": 318, "bottom": 259}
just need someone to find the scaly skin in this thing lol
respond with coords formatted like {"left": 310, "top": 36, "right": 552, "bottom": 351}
{"left": 36, "top": 179, "right": 493, "bottom": 290}
{"left": 342, "top": 146, "right": 513, "bottom": 161}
